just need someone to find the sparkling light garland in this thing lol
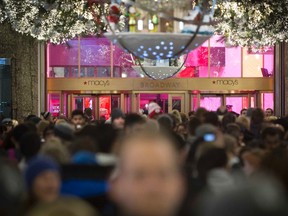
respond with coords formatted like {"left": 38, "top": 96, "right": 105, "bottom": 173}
{"left": 1, "top": 0, "right": 124, "bottom": 44}
{"left": 215, "top": 0, "right": 288, "bottom": 48}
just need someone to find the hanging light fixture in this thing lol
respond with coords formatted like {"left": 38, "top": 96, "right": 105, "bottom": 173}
{"left": 89, "top": 0, "right": 217, "bottom": 79}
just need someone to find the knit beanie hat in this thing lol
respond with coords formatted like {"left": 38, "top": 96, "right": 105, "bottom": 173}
{"left": 111, "top": 108, "right": 124, "bottom": 123}
{"left": 54, "top": 123, "right": 75, "bottom": 141}
{"left": 148, "top": 102, "right": 162, "bottom": 119}
{"left": 24, "top": 156, "right": 60, "bottom": 190}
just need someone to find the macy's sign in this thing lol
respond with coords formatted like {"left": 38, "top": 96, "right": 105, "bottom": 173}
{"left": 212, "top": 80, "right": 239, "bottom": 86}
{"left": 83, "top": 80, "right": 110, "bottom": 87}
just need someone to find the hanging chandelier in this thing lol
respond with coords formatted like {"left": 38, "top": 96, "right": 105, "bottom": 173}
{"left": 89, "top": 0, "right": 217, "bottom": 79}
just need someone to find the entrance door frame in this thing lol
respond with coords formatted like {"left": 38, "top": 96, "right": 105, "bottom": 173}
{"left": 132, "top": 91, "right": 189, "bottom": 114}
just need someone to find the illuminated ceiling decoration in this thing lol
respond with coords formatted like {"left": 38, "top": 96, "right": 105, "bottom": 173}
{"left": 89, "top": 0, "right": 217, "bottom": 79}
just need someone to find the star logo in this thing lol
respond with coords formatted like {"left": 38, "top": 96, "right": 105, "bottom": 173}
{"left": 84, "top": 81, "right": 87, "bottom": 85}
{"left": 212, "top": 81, "right": 216, "bottom": 84}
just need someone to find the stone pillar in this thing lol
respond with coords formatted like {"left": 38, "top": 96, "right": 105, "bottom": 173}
{"left": 0, "top": 22, "right": 38, "bottom": 121}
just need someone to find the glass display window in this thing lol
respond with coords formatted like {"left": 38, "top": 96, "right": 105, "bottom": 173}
{"left": 47, "top": 93, "right": 61, "bottom": 117}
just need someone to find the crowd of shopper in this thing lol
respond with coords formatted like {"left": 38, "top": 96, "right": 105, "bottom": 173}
{"left": 1, "top": 104, "right": 288, "bottom": 216}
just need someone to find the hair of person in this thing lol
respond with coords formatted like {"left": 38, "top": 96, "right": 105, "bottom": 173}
{"left": 204, "top": 112, "right": 220, "bottom": 127}
{"left": 71, "top": 109, "right": 84, "bottom": 118}
{"left": 196, "top": 147, "right": 228, "bottom": 182}
{"left": 115, "top": 130, "right": 179, "bottom": 160}
{"left": 157, "top": 114, "right": 174, "bottom": 131}
{"left": 40, "top": 138, "right": 70, "bottom": 164}
{"left": 251, "top": 108, "right": 265, "bottom": 125}
{"left": 240, "top": 108, "right": 247, "bottom": 115}
{"left": 266, "top": 108, "right": 274, "bottom": 114}
{"left": 187, "top": 116, "right": 201, "bottom": 136}
{"left": 19, "top": 132, "right": 41, "bottom": 161}
{"left": 222, "top": 113, "right": 236, "bottom": 130}
{"left": 261, "top": 126, "right": 284, "bottom": 140}
{"left": 124, "top": 113, "right": 146, "bottom": 129}
{"left": 236, "top": 116, "right": 250, "bottom": 130}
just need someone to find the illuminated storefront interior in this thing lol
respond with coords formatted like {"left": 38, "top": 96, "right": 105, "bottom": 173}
{"left": 46, "top": 36, "right": 274, "bottom": 118}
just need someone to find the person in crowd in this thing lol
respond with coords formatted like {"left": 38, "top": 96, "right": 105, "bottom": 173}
{"left": 265, "top": 108, "right": 274, "bottom": 118}
{"left": 40, "top": 137, "right": 70, "bottom": 164}
{"left": 195, "top": 107, "right": 207, "bottom": 123}
{"left": 186, "top": 116, "right": 201, "bottom": 146}
{"left": 216, "top": 106, "right": 228, "bottom": 122}
{"left": 84, "top": 108, "right": 94, "bottom": 123}
{"left": 176, "top": 123, "right": 188, "bottom": 140}
{"left": 180, "top": 112, "right": 188, "bottom": 124}
{"left": 250, "top": 108, "right": 265, "bottom": 139}
{"left": 147, "top": 101, "right": 162, "bottom": 119}
{"left": 204, "top": 111, "right": 220, "bottom": 128}
{"left": 223, "top": 134, "right": 241, "bottom": 170}
{"left": 110, "top": 130, "right": 185, "bottom": 216}
{"left": 23, "top": 156, "right": 61, "bottom": 213}
{"left": 37, "top": 120, "right": 50, "bottom": 141}
{"left": 240, "top": 108, "right": 247, "bottom": 116}
{"left": 0, "top": 160, "right": 25, "bottom": 216}
{"left": 1, "top": 118, "right": 14, "bottom": 137}
{"left": 71, "top": 109, "right": 86, "bottom": 130}
{"left": 221, "top": 112, "right": 236, "bottom": 131}
{"left": 241, "top": 148, "right": 266, "bottom": 177}
{"left": 40, "top": 112, "right": 53, "bottom": 124}
{"left": 111, "top": 108, "right": 125, "bottom": 130}
{"left": 124, "top": 113, "right": 146, "bottom": 134}
{"left": 42, "top": 124, "right": 55, "bottom": 142}
{"left": 261, "top": 126, "right": 284, "bottom": 150}
{"left": 171, "top": 109, "right": 182, "bottom": 125}
{"left": 197, "top": 177, "right": 288, "bottom": 216}
{"left": 188, "top": 111, "right": 195, "bottom": 119}
{"left": 19, "top": 132, "right": 42, "bottom": 171}
{"left": 27, "top": 197, "right": 98, "bottom": 216}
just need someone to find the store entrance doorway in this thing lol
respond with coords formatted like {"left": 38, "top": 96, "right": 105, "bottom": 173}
{"left": 71, "top": 94, "right": 121, "bottom": 120}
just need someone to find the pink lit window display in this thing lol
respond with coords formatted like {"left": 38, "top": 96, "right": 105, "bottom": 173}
{"left": 262, "top": 93, "right": 274, "bottom": 111}
{"left": 99, "top": 96, "right": 111, "bottom": 120}
{"left": 200, "top": 96, "right": 222, "bottom": 111}
{"left": 47, "top": 93, "right": 60, "bottom": 117}
{"left": 225, "top": 96, "right": 249, "bottom": 115}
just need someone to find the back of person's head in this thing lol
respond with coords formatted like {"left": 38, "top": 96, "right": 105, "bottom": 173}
{"left": 37, "top": 120, "right": 50, "bottom": 137}
{"left": 19, "top": 132, "right": 41, "bottom": 161}
{"left": 171, "top": 109, "right": 182, "bottom": 124}
{"left": 69, "top": 136, "right": 98, "bottom": 155}
{"left": 27, "top": 197, "right": 98, "bottom": 216}
{"left": 111, "top": 108, "right": 125, "bottom": 122}
{"left": 95, "top": 123, "right": 118, "bottom": 153}
{"left": 54, "top": 123, "right": 75, "bottom": 141}
{"left": 40, "top": 138, "right": 70, "bottom": 164}
{"left": 180, "top": 112, "right": 188, "bottom": 124}
{"left": 187, "top": 116, "right": 201, "bottom": 136}
{"left": 251, "top": 108, "right": 265, "bottom": 125}
{"left": 216, "top": 106, "right": 228, "bottom": 116}
{"left": 236, "top": 116, "right": 250, "bottom": 130}
{"left": 11, "top": 124, "right": 32, "bottom": 144}
{"left": 197, "top": 177, "right": 288, "bottom": 216}
{"left": 195, "top": 107, "right": 208, "bottom": 123}
{"left": 223, "top": 134, "right": 238, "bottom": 153}
{"left": 225, "top": 123, "right": 241, "bottom": 141}
{"left": 71, "top": 109, "right": 84, "bottom": 118}
{"left": 84, "top": 108, "right": 93, "bottom": 116}
{"left": 222, "top": 113, "right": 236, "bottom": 130}
{"left": 196, "top": 147, "right": 228, "bottom": 182}
{"left": 157, "top": 114, "right": 174, "bottom": 131}
{"left": 204, "top": 112, "right": 220, "bottom": 127}
{"left": 261, "top": 126, "right": 283, "bottom": 140}
{"left": 124, "top": 113, "right": 146, "bottom": 129}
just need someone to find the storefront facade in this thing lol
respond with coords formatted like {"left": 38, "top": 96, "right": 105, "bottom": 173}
{"left": 46, "top": 36, "right": 274, "bottom": 119}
